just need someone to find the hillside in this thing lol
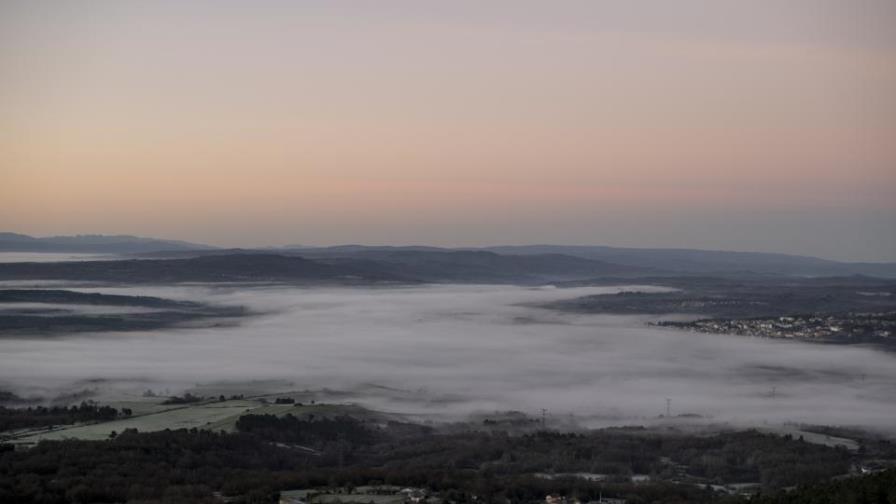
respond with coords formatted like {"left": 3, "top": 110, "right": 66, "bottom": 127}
{"left": 0, "top": 250, "right": 648, "bottom": 285}
{"left": 0, "top": 233, "right": 214, "bottom": 254}
{"left": 0, "top": 254, "right": 409, "bottom": 284}
{"left": 484, "top": 245, "right": 896, "bottom": 278}
{"left": 306, "top": 249, "right": 651, "bottom": 283}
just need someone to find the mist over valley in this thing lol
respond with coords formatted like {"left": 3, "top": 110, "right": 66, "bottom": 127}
{"left": 2, "top": 281, "right": 894, "bottom": 434}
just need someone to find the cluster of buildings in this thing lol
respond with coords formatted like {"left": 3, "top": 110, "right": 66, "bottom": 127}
{"left": 660, "top": 312, "right": 895, "bottom": 343}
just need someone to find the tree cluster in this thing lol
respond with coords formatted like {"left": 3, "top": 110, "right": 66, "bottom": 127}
{"left": 0, "top": 402, "right": 128, "bottom": 432}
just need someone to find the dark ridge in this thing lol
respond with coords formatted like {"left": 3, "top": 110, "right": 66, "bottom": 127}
{"left": 0, "top": 288, "right": 248, "bottom": 336}
{"left": 483, "top": 245, "right": 896, "bottom": 278}
{"left": 308, "top": 249, "right": 653, "bottom": 283}
{"left": 0, "top": 251, "right": 651, "bottom": 284}
{"left": 0, "top": 253, "right": 414, "bottom": 284}
{"left": 0, "top": 289, "right": 200, "bottom": 308}
{"left": 0, "top": 232, "right": 214, "bottom": 253}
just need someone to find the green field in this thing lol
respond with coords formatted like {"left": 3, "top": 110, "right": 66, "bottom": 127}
{"left": 12, "top": 400, "right": 258, "bottom": 443}
{"left": 8, "top": 399, "right": 390, "bottom": 445}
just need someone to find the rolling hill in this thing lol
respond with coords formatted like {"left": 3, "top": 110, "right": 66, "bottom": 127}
{"left": 0, "top": 233, "right": 214, "bottom": 254}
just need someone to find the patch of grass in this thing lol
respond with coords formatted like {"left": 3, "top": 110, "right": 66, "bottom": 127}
{"left": 13, "top": 400, "right": 258, "bottom": 442}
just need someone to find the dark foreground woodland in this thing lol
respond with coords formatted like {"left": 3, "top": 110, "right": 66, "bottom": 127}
{"left": 2, "top": 412, "right": 894, "bottom": 504}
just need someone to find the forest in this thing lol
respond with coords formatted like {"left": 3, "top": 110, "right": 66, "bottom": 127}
{"left": 1, "top": 412, "right": 885, "bottom": 503}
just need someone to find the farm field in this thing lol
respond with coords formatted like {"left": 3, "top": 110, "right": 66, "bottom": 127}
{"left": 6, "top": 398, "right": 391, "bottom": 446}
{"left": 11, "top": 399, "right": 259, "bottom": 444}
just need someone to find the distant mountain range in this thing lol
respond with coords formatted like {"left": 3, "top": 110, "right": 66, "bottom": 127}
{"left": 310, "top": 249, "right": 650, "bottom": 283}
{"left": 0, "top": 251, "right": 645, "bottom": 284}
{"left": 269, "top": 245, "right": 896, "bottom": 279}
{"left": 2, "top": 232, "right": 895, "bottom": 279}
{"left": 0, "top": 232, "right": 213, "bottom": 254}
{"left": 480, "top": 245, "right": 896, "bottom": 278}
{"left": 0, "top": 254, "right": 409, "bottom": 284}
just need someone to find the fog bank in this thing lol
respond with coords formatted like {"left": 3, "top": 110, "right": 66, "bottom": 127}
{"left": 1, "top": 284, "right": 894, "bottom": 431}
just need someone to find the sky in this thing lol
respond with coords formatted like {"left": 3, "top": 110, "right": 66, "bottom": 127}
{"left": 1, "top": 1, "right": 894, "bottom": 261}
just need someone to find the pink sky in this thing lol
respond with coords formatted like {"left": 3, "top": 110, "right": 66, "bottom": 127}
{"left": 1, "top": 1, "right": 894, "bottom": 260}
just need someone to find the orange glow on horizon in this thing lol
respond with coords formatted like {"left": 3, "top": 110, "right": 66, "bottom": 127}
{"left": 1, "top": 1, "right": 894, "bottom": 260}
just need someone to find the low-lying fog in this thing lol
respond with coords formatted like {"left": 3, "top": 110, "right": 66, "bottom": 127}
{"left": 2, "top": 284, "right": 895, "bottom": 431}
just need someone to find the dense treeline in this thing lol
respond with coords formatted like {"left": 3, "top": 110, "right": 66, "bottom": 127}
{"left": 358, "top": 429, "right": 849, "bottom": 488}
{"left": 161, "top": 393, "right": 204, "bottom": 405}
{"left": 235, "top": 413, "right": 378, "bottom": 447}
{"left": 754, "top": 468, "right": 896, "bottom": 504}
{"left": 0, "top": 428, "right": 300, "bottom": 504}
{"left": 0, "top": 428, "right": 741, "bottom": 504}
{"left": 0, "top": 402, "right": 127, "bottom": 432}
{"left": 0, "top": 418, "right": 867, "bottom": 504}
{"left": 663, "top": 431, "right": 850, "bottom": 488}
